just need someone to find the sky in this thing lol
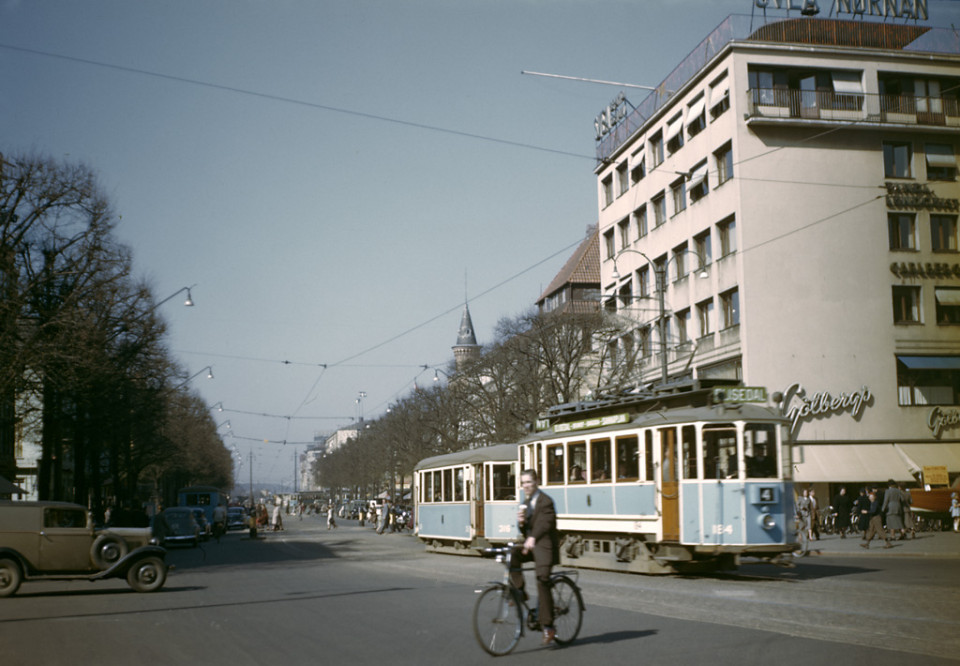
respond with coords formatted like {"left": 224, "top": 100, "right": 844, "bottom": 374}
{"left": 3, "top": 0, "right": 959, "bottom": 489}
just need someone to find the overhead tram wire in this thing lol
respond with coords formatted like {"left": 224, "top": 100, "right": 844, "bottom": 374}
{"left": 0, "top": 43, "right": 594, "bottom": 163}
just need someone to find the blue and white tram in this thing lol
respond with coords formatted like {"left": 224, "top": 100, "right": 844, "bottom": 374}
{"left": 414, "top": 443, "right": 519, "bottom": 552}
{"left": 519, "top": 385, "right": 797, "bottom": 573}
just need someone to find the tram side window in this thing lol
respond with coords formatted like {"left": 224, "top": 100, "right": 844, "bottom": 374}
{"left": 745, "top": 424, "right": 777, "bottom": 478}
{"left": 443, "top": 469, "right": 453, "bottom": 502}
{"left": 644, "top": 431, "right": 655, "bottom": 481}
{"left": 568, "top": 441, "right": 587, "bottom": 482}
{"left": 616, "top": 436, "right": 639, "bottom": 481}
{"left": 546, "top": 444, "right": 564, "bottom": 485}
{"left": 490, "top": 463, "right": 516, "bottom": 500}
{"left": 455, "top": 467, "right": 465, "bottom": 501}
{"left": 681, "top": 425, "right": 697, "bottom": 479}
{"left": 591, "top": 438, "right": 612, "bottom": 481}
{"left": 703, "top": 425, "right": 738, "bottom": 480}
{"left": 432, "top": 470, "right": 441, "bottom": 502}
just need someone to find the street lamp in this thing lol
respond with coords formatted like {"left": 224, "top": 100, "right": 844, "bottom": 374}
{"left": 154, "top": 285, "right": 196, "bottom": 310}
{"left": 608, "top": 248, "right": 708, "bottom": 386}
{"left": 173, "top": 365, "right": 214, "bottom": 390}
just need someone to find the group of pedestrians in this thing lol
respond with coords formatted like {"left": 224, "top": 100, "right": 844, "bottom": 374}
{"left": 855, "top": 480, "right": 915, "bottom": 549}
{"left": 797, "top": 481, "right": 919, "bottom": 548}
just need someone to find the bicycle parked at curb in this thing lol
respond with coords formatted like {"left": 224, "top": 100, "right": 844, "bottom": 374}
{"left": 472, "top": 544, "right": 584, "bottom": 656}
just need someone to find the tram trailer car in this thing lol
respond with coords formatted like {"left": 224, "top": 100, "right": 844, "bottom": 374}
{"left": 177, "top": 486, "right": 228, "bottom": 526}
{"left": 519, "top": 385, "right": 798, "bottom": 574}
{"left": 414, "top": 443, "right": 519, "bottom": 554}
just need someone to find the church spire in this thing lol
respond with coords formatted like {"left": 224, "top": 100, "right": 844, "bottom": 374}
{"left": 452, "top": 303, "right": 480, "bottom": 371}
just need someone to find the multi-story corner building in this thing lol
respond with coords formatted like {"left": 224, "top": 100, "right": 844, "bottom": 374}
{"left": 594, "top": 15, "right": 959, "bottom": 490}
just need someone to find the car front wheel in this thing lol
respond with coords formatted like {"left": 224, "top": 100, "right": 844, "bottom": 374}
{"left": 126, "top": 557, "right": 167, "bottom": 593}
{"left": 0, "top": 558, "right": 23, "bottom": 598}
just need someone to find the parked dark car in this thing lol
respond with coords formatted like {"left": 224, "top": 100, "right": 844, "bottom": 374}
{"left": 159, "top": 507, "right": 200, "bottom": 547}
{"left": 0, "top": 501, "right": 169, "bottom": 597}
{"left": 226, "top": 506, "right": 247, "bottom": 531}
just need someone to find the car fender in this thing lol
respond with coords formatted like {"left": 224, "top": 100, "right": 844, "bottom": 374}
{"left": 90, "top": 545, "right": 172, "bottom": 581}
{"left": 0, "top": 548, "right": 31, "bottom": 576}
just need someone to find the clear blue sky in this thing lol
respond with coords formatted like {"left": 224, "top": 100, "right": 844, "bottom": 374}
{"left": 3, "top": 0, "right": 959, "bottom": 488}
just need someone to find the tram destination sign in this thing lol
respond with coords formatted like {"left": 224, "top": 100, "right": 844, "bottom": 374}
{"left": 713, "top": 386, "right": 768, "bottom": 404}
{"left": 554, "top": 413, "right": 630, "bottom": 433}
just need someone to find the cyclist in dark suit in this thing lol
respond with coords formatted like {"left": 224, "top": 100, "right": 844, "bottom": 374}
{"left": 510, "top": 469, "right": 561, "bottom": 646}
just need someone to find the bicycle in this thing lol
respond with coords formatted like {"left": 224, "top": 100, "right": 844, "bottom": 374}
{"left": 472, "top": 544, "right": 584, "bottom": 656}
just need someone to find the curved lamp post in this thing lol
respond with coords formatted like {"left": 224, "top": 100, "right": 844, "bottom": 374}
{"left": 173, "top": 365, "right": 214, "bottom": 390}
{"left": 608, "top": 248, "right": 708, "bottom": 386}
{"left": 154, "top": 285, "right": 196, "bottom": 310}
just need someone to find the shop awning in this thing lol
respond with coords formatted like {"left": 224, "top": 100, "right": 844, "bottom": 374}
{"left": 687, "top": 162, "right": 709, "bottom": 189}
{"left": 665, "top": 113, "right": 684, "bottom": 141}
{"left": 926, "top": 144, "right": 956, "bottom": 168}
{"left": 935, "top": 289, "right": 960, "bottom": 305}
{"left": 895, "top": 443, "right": 960, "bottom": 474}
{"left": 897, "top": 355, "right": 960, "bottom": 370}
{"left": 709, "top": 80, "right": 729, "bottom": 109}
{"left": 792, "top": 444, "right": 915, "bottom": 483}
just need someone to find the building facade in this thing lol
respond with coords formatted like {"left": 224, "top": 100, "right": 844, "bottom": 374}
{"left": 594, "top": 15, "right": 960, "bottom": 490}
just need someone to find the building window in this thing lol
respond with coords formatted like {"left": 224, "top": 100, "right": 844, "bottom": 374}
{"left": 709, "top": 71, "right": 730, "bottom": 119}
{"left": 687, "top": 94, "right": 706, "bottom": 137}
{"left": 672, "top": 243, "right": 688, "bottom": 281}
{"left": 616, "top": 161, "right": 629, "bottom": 197}
{"left": 649, "top": 131, "right": 664, "bottom": 169}
{"left": 697, "top": 299, "right": 714, "bottom": 337}
{"left": 637, "top": 266, "right": 650, "bottom": 298}
{"left": 720, "top": 288, "right": 739, "bottom": 328}
{"left": 936, "top": 288, "right": 960, "bottom": 324}
{"left": 603, "top": 229, "right": 615, "bottom": 260}
{"left": 688, "top": 160, "right": 709, "bottom": 202}
{"left": 883, "top": 141, "right": 913, "bottom": 179}
{"left": 670, "top": 178, "right": 687, "bottom": 215}
{"left": 618, "top": 217, "right": 630, "bottom": 251}
{"left": 652, "top": 192, "right": 667, "bottom": 227}
{"left": 638, "top": 325, "right": 652, "bottom": 359}
{"left": 631, "top": 156, "right": 646, "bottom": 185}
{"left": 676, "top": 308, "right": 691, "bottom": 344}
{"left": 925, "top": 144, "right": 957, "bottom": 181}
{"left": 618, "top": 281, "right": 633, "bottom": 310}
{"left": 634, "top": 205, "right": 648, "bottom": 238}
{"left": 932, "top": 215, "right": 958, "bottom": 252}
{"left": 718, "top": 216, "right": 736, "bottom": 257}
{"left": 888, "top": 212, "right": 918, "bottom": 251}
{"left": 695, "top": 230, "right": 712, "bottom": 266}
{"left": 893, "top": 285, "right": 921, "bottom": 324}
{"left": 896, "top": 355, "right": 960, "bottom": 406}
{"left": 715, "top": 142, "right": 733, "bottom": 185}
{"left": 666, "top": 112, "right": 684, "bottom": 155}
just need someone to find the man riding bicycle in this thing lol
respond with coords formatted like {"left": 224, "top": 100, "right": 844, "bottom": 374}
{"left": 510, "top": 469, "right": 560, "bottom": 646}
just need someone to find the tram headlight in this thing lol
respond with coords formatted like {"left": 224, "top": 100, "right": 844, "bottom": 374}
{"left": 758, "top": 513, "right": 777, "bottom": 531}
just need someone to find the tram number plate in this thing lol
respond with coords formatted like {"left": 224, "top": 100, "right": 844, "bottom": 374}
{"left": 498, "top": 524, "right": 513, "bottom": 534}
{"left": 710, "top": 524, "right": 734, "bottom": 535}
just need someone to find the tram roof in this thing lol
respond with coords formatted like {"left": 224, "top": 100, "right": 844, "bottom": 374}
{"left": 522, "top": 402, "right": 787, "bottom": 443}
{"left": 414, "top": 443, "right": 518, "bottom": 471}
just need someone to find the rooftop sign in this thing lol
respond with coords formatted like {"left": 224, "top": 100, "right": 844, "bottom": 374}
{"left": 754, "top": 0, "right": 929, "bottom": 21}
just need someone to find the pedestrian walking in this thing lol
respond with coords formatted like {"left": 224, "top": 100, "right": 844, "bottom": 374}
{"left": 860, "top": 491, "right": 892, "bottom": 549}
{"left": 882, "top": 479, "right": 904, "bottom": 538}
{"left": 854, "top": 488, "right": 871, "bottom": 538}
{"left": 832, "top": 487, "right": 853, "bottom": 538}
{"left": 327, "top": 504, "right": 337, "bottom": 530}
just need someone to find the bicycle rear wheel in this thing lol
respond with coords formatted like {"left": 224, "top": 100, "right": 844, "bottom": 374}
{"left": 473, "top": 585, "right": 522, "bottom": 656}
{"left": 550, "top": 576, "right": 583, "bottom": 645}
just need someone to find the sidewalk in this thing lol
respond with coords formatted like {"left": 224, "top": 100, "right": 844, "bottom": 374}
{"left": 800, "top": 528, "right": 960, "bottom": 559}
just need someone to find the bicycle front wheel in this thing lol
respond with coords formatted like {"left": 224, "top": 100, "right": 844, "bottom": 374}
{"left": 550, "top": 576, "right": 583, "bottom": 645}
{"left": 473, "top": 585, "right": 523, "bottom": 656}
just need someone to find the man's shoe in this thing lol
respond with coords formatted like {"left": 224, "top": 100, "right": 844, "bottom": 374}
{"left": 883, "top": 543, "right": 893, "bottom": 549}
{"left": 542, "top": 627, "right": 556, "bottom": 646}
{"left": 859, "top": 542, "right": 868, "bottom": 549}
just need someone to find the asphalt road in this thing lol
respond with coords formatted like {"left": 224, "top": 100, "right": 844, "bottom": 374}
{"left": 2, "top": 519, "right": 958, "bottom": 665}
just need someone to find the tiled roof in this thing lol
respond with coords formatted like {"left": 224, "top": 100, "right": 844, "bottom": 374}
{"left": 537, "top": 227, "right": 600, "bottom": 304}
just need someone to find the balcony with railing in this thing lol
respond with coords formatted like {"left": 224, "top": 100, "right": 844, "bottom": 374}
{"left": 746, "top": 89, "right": 960, "bottom": 128}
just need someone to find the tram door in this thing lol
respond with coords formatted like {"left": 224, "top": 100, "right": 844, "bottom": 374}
{"left": 473, "top": 464, "right": 484, "bottom": 539}
{"left": 659, "top": 427, "right": 680, "bottom": 541}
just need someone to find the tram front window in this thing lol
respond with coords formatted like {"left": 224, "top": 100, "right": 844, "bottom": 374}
{"left": 745, "top": 424, "right": 777, "bottom": 478}
{"left": 703, "top": 425, "right": 738, "bottom": 480}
